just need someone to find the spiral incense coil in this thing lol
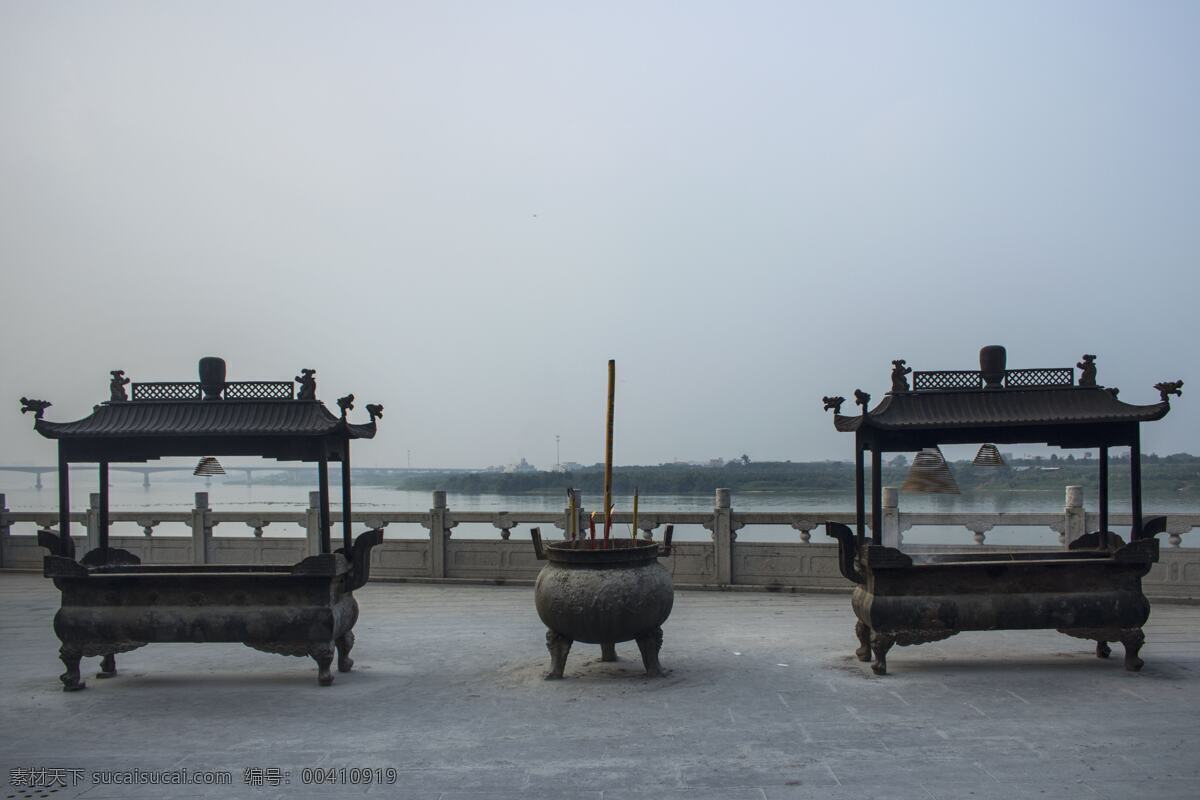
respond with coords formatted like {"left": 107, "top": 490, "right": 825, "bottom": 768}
{"left": 901, "top": 447, "right": 960, "bottom": 494}
{"left": 193, "top": 456, "right": 226, "bottom": 476}
{"left": 972, "top": 443, "right": 1006, "bottom": 467}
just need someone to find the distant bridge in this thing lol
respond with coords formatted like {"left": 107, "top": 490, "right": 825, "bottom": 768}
{"left": 0, "top": 465, "right": 475, "bottom": 489}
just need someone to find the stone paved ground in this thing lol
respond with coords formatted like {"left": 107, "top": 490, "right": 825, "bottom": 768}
{"left": 1, "top": 573, "right": 1198, "bottom": 800}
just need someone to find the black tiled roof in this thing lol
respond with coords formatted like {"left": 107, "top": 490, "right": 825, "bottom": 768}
{"left": 35, "top": 400, "right": 377, "bottom": 440}
{"left": 834, "top": 387, "right": 1168, "bottom": 433}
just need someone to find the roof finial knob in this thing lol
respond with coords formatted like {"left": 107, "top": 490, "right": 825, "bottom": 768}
{"left": 980, "top": 345, "right": 1006, "bottom": 390}
{"left": 198, "top": 357, "right": 226, "bottom": 401}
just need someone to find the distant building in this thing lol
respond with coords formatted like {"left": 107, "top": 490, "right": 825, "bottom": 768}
{"left": 506, "top": 458, "right": 537, "bottom": 474}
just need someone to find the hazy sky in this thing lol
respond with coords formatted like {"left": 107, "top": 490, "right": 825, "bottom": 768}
{"left": 2, "top": 2, "right": 1197, "bottom": 468}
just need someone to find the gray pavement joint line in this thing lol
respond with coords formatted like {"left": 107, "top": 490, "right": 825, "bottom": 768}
{"left": 972, "top": 761, "right": 1001, "bottom": 782}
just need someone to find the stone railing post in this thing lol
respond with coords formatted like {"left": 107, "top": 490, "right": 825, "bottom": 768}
{"left": 882, "top": 487, "right": 901, "bottom": 548}
{"left": 305, "top": 492, "right": 322, "bottom": 555}
{"left": 86, "top": 493, "right": 101, "bottom": 554}
{"left": 1064, "top": 485, "right": 1085, "bottom": 546}
{"left": 0, "top": 493, "right": 8, "bottom": 568}
{"left": 191, "top": 491, "right": 211, "bottom": 564}
{"left": 423, "top": 490, "right": 451, "bottom": 579}
{"left": 710, "top": 488, "right": 734, "bottom": 586}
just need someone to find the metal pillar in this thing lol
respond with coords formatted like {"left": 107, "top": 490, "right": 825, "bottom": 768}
{"left": 1099, "top": 446, "right": 1109, "bottom": 535}
{"left": 57, "top": 446, "right": 71, "bottom": 556}
{"left": 1130, "top": 428, "right": 1143, "bottom": 538}
{"left": 871, "top": 447, "right": 883, "bottom": 545}
{"left": 854, "top": 434, "right": 865, "bottom": 545}
{"left": 318, "top": 453, "right": 331, "bottom": 554}
{"left": 341, "top": 443, "right": 353, "bottom": 553}
{"left": 98, "top": 462, "right": 110, "bottom": 557}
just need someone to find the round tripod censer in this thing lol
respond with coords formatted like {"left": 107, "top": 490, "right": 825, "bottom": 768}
{"left": 531, "top": 533, "right": 674, "bottom": 679}
{"left": 529, "top": 359, "right": 675, "bottom": 679}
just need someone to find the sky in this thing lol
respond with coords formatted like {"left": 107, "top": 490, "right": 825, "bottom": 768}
{"left": 2, "top": 2, "right": 1198, "bottom": 469}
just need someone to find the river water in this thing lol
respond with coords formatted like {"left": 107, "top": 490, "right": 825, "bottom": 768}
{"left": 3, "top": 470, "right": 1195, "bottom": 547}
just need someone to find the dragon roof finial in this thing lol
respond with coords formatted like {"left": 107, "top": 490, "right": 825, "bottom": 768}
{"left": 1154, "top": 380, "right": 1183, "bottom": 403}
{"left": 20, "top": 397, "right": 51, "bottom": 420}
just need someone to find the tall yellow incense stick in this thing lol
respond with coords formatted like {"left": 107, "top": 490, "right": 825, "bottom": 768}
{"left": 631, "top": 488, "right": 639, "bottom": 542}
{"left": 603, "top": 359, "right": 615, "bottom": 542}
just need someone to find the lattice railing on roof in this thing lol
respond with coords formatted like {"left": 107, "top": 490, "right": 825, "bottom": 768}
{"left": 1004, "top": 368, "right": 1074, "bottom": 388}
{"left": 912, "top": 371, "right": 982, "bottom": 390}
{"left": 223, "top": 382, "right": 295, "bottom": 400}
{"left": 131, "top": 382, "right": 202, "bottom": 401}
{"left": 131, "top": 382, "right": 295, "bottom": 400}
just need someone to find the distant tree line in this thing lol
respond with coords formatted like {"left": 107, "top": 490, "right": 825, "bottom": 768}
{"left": 388, "top": 454, "right": 1200, "bottom": 497}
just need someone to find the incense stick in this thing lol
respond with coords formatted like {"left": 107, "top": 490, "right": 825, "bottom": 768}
{"left": 603, "top": 359, "right": 614, "bottom": 547}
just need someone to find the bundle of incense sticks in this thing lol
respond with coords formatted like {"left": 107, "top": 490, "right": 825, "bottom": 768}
{"left": 567, "top": 488, "right": 576, "bottom": 541}
{"left": 631, "top": 488, "right": 639, "bottom": 543}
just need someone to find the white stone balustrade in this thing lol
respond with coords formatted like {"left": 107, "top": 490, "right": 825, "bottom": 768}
{"left": 1, "top": 487, "right": 1197, "bottom": 600}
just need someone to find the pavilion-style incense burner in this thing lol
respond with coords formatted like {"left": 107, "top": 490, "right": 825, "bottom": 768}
{"left": 20, "top": 357, "right": 384, "bottom": 689}
{"left": 529, "top": 359, "right": 675, "bottom": 678}
{"left": 822, "top": 346, "right": 1181, "bottom": 674}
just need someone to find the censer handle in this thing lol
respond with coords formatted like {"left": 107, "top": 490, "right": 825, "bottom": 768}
{"left": 531, "top": 527, "right": 546, "bottom": 560}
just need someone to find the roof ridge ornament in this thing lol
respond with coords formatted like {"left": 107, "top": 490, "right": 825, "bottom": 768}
{"left": 366, "top": 403, "right": 384, "bottom": 422}
{"left": 1077, "top": 354, "right": 1098, "bottom": 387}
{"left": 890, "top": 360, "right": 911, "bottom": 392}
{"left": 295, "top": 368, "right": 317, "bottom": 401}
{"left": 1154, "top": 380, "right": 1183, "bottom": 403}
{"left": 854, "top": 389, "right": 870, "bottom": 413}
{"left": 822, "top": 395, "right": 845, "bottom": 414}
{"left": 337, "top": 393, "right": 355, "bottom": 419}
{"left": 980, "top": 345, "right": 1006, "bottom": 390}
{"left": 109, "top": 370, "right": 129, "bottom": 402}
{"left": 20, "top": 397, "right": 51, "bottom": 420}
{"left": 198, "top": 357, "right": 226, "bottom": 401}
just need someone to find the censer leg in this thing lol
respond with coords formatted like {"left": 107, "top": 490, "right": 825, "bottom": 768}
{"left": 310, "top": 642, "right": 335, "bottom": 686}
{"left": 97, "top": 653, "right": 117, "bottom": 678}
{"left": 855, "top": 621, "right": 872, "bottom": 662}
{"left": 59, "top": 645, "right": 86, "bottom": 692}
{"left": 545, "top": 629, "right": 572, "bottom": 680}
{"left": 635, "top": 627, "right": 666, "bottom": 677}
{"left": 600, "top": 642, "right": 618, "bottom": 662}
{"left": 1096, "top": 640, "right": 1112, "bottom": 659}
{"left": 870, "top": 632, "right": 895, "bottom": 675}
{"left": 1120, "top": 628, "right": 1145, "bottom": 672}
{"left": 336, "top": 631, "right": 355, "bottom": 673}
